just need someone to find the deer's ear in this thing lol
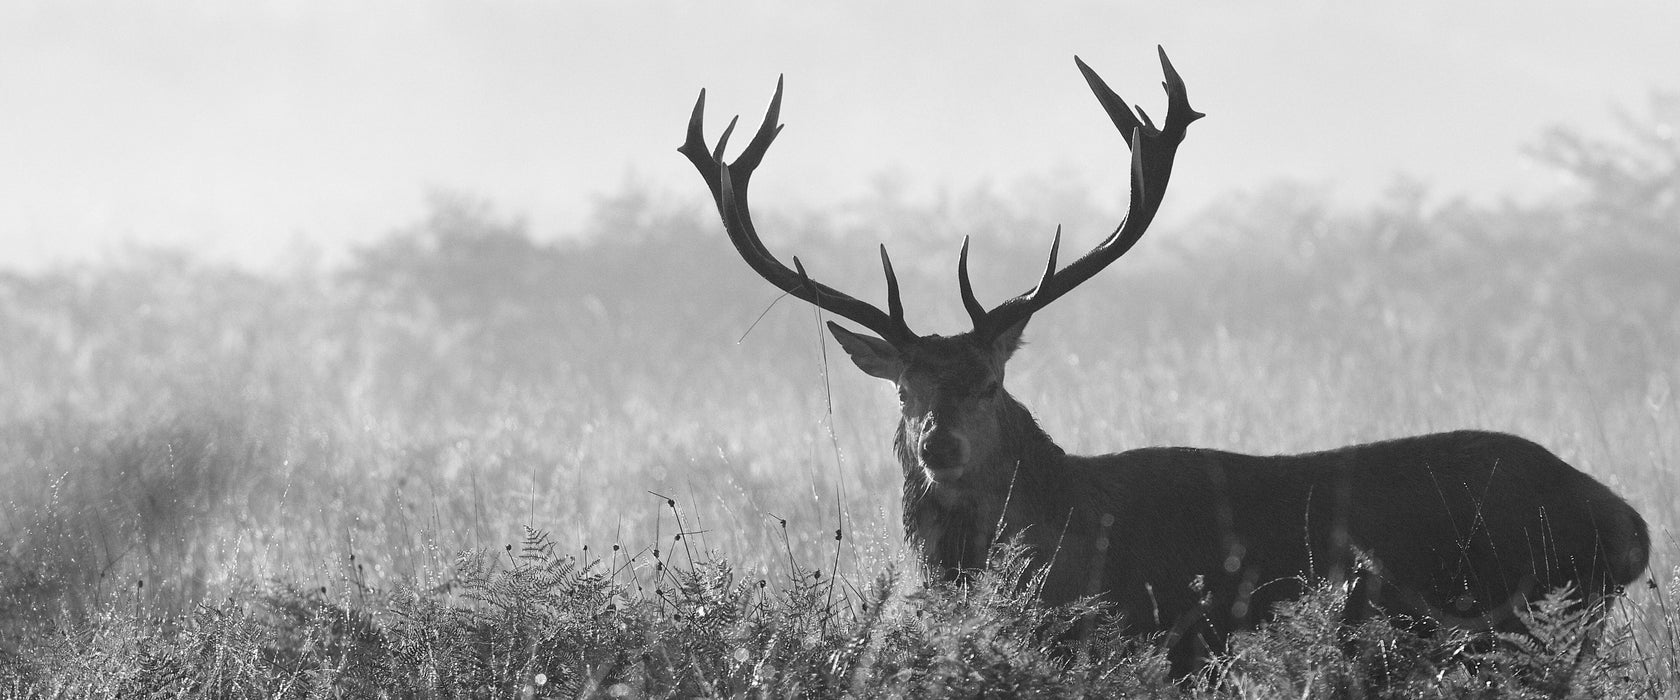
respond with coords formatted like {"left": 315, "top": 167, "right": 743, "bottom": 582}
{"left": 992, "top": 315, "right": 1030, "bottom": 361}
{"left": 827, "top": 322, "right": 903, "bottom": 381}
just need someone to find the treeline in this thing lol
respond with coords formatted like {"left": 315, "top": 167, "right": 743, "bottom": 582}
{"left": 6, "top": 95, "right": 1676, "bottom": 426}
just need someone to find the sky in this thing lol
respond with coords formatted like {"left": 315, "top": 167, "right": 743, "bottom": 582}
{"left": 2, "top": 2, "right": 1676, "bottom": 271}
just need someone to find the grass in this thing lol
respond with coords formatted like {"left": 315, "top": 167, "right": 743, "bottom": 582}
{"left": 2, "top": 116, "right": 1678, "bottom": 696}
{"left": 2, "top": 529, "right": 1669, "bottom": 697}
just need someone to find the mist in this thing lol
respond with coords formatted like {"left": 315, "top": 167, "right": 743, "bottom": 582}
{"left": 3, "top": 2, "right": 1676, "bottom": 269}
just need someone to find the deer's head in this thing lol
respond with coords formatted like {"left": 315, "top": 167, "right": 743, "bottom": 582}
{"left": 828, "top": 323, "right": 1026, "bottom": 483}
{"left": 680, "top": 47, "right": 1201, "bottom": 484}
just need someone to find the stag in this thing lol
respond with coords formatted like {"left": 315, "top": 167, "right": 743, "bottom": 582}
{"left": 679, "top": 47, "right": 1649, "bottom": 675}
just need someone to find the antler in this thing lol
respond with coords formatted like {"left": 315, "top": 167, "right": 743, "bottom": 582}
{"left": 679, "top": 78, "right": 917, "bottom": 346}
{"left": 961, "top": 46, "right": 1204, "bottom": 339}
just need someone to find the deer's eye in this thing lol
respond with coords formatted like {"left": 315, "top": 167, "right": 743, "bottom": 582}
{"left": 897, "top": 387, "right": 909, "bottom": 403}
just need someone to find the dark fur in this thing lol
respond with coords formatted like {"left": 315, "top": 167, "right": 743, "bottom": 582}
{"left": 899, "top": 391, "right": 1650, "bottom": 675}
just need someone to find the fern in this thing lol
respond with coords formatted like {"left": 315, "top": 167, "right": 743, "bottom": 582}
{"left": 1453, "top": 586, "right": 1643, "bottom": 700}
{"left": 1, "top": 526, "right": 1663, "bottom": 698}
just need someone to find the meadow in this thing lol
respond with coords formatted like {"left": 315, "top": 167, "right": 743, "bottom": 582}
{"left": 0, "top": 103, "right": 1677, "bottom": 696}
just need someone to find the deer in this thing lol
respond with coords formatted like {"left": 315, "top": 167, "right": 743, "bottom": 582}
{"left": 678, "top": 47, "right": 1650, "bottom": 675}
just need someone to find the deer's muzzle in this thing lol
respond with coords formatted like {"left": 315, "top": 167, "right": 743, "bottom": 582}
{"left": 918, "top": 426, "right": 969, "bottom": 476}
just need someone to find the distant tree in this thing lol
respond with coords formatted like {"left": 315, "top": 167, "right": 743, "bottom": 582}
{"left": 347, "top": 191, "right": 565, "bottom": 323}
{"left": 1528, "top": 91, "right": 1679, "bottom": 242}
{"left": 1527, "top": 93, "right": 1680, "bottom": 359}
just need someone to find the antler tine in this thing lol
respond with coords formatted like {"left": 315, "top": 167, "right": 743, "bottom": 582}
{"left": 879, "top": 244, "right": 907, "bottom": 333}
{"left": 712, "top": 115, "right": 738, "bottom": 163}
{"left": 1073, "top": 56, "right": 1143, "bottom": 143}
{"left": 1028, "top": 226, "right": 1063, "bottom": 302}
{"left": 681, "top": 78, "right": 917, "bottom": 345}
{"left": 957, "top": 237, "right": 987, "bottom": 327}
{"left": 1157, "top": 45, "right": 1203, "bottom": 130}
{"left": 973, "top": 47, "right": 1201, "bottom": 338}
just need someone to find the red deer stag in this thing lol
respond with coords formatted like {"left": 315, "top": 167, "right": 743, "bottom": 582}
{"left": 679, "top": 47, "right": 1649, "bottom": 675}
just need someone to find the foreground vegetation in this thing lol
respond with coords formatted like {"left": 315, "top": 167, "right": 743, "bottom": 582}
{"left": 1, "top": 96, "right": 1676, "bottom": 695}
{"left": 4, "top": 531, "right": 1673, "bottom": 698}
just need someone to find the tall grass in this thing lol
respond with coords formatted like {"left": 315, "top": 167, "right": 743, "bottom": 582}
{"left": 1, "top": 102, "right": 1677, "bottom": 694}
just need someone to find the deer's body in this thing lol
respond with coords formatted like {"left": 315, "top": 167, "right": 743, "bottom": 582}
{"left": 680, "top": 46, "right": 1648, "bottom": 676}
{"left": 904, "top": 417, "right": 1647, "bottom": 654}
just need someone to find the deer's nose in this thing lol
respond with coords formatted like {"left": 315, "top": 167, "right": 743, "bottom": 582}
{"left": 919, "top": 429, "right": 966, "bottom": 471}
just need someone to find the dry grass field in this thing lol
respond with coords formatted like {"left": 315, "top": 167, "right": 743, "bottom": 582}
{"left": 1, "top": 103, "right": 1676, "bottom": 695}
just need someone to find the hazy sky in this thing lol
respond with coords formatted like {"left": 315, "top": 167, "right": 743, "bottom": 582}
{"left": 3, "top": 2, "right": 1676, "bottom": 271}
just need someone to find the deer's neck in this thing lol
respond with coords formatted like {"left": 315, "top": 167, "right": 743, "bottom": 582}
{"left": 899, "top": 393, "right": 1064, "bottom": 580}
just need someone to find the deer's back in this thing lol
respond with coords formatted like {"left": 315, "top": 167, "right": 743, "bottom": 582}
{"left": 1032, "top": 430, "right": 1647, "bottom": 631}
